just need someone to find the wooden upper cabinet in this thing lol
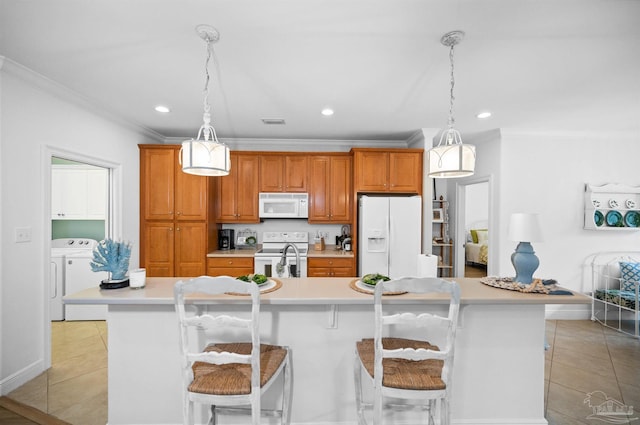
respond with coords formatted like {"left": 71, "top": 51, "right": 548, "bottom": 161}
{"left": 140, "top": 145, "right": 208, "bottom": 221}
{"left": 352, "top": 148, "right": 423, "bottom": 195}
{"left": 141, "top": 147, "right": 175, "bottom": 220}
{"left": 309, "top": 155, "right": 351, "bottom": 223}
{"left": 175, "top": 162, "right": 208, "bottom": 221}
{"left": 259, "top": 154, "right": 308, "bottom": 192}
{"left": 389, "top": 151, "right": 423, "bottom": 193}
{"left": 216, "top": 153, "right": 260, "bottom": 223}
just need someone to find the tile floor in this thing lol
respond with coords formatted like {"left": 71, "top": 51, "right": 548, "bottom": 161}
{"left": 6, "top": 319, "right": 640, "bottom": 424}
{"left": 8, "top": 321, "right": 107, "bottom": 425}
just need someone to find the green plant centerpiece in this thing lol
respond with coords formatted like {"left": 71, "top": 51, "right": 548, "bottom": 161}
{"left": 91, "top": 239, "right": 132, "bottom": 289}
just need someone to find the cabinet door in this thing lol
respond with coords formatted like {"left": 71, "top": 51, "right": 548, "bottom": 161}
{"left": 328, "top": 156, "right": 351, "bottom": 222}
{"left": 175, "top": 222, "right": 206, "bottom": 276}
{"left": 143, "top": 222, "right": 174, "bottom": 277}
{"left": 389, "top": 152, "right": 422, "bottom": 193}
{"left": 86, "top": 169, "right": 108, "bottom": 219}
{"left": 354, "top": 151, "right": 388, "bottom": 192}
{"left": 259, "top": 156, "right": 284, "bottom": 192}
{"left": 284, "top": 155, "right": 308, "bottom": 192}
{"left": 235, "top": 155, "right": 260, "bottom": 222}
{"left": 217, "top": 155, "right": 239, "bottom": 221}
{"left": 142, "top": 148, "right": 175, "bottom": 220}
{"left": 309, "top": 157, "right": 331, "bottom": 221}
{"left": 51, "top": 168, "right": 89, "bottom": 219}
{"left": 175, "top": 161, "right": 208, "bottom": 221}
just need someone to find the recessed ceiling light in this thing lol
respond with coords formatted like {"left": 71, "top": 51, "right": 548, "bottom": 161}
{"left": 154, "top": 105, "right": 171, "bottom": 113}
{"left": 476, "top": 111, "right": 492, "bottom": 119}
{"left": 321, "top": 108, "right": 334, "bottom": 116}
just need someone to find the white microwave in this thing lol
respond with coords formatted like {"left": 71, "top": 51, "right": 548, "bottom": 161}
{"left": 259, "top": 193, "right": 309, "bottom": 218}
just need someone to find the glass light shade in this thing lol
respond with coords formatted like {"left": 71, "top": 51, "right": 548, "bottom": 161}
{"left": 508, "top": 213, "right": 543, "bottom": 242}
{"left": 427, "top": 143, "right": 476, "bottom": 178}
{"left": 181, "top": 140, "right": 230, "bottom": 176}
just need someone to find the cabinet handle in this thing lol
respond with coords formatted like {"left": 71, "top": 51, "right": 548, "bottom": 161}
{"left": 176, "top": 211, "right": 181, "bottom": 215}
{"left": 176, "top": 228, "right": 180, "bottom": 231}
{"left": 228, "top": 260, "right": 233, "bottom": 265}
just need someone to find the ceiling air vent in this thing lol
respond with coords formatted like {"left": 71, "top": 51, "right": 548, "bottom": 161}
{"left": 261, "top": 119, "right": 286, "bottom": 125}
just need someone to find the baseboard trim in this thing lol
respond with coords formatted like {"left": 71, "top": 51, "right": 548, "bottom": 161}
{"left": 0, "top": 396, "right": 71, "bottom": 425}
{"left": 545, "top": 304, "right": 591, "bottom": 320}
{"left": 0, "top": 359, "right": 45, "bottom": 395}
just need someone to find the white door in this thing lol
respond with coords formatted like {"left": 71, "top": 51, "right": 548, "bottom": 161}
{"left": 358, "top": 196, "right": 390, "bottom": 276}
{"left": 389, "top": 196, "right": 422, "bottom": 277}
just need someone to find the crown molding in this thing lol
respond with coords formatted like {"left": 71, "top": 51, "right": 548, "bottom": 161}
{"left": 163, "top": 136, "right": 409, "bottom": 152}
{"left": 0, "top": 56, "right": 164, "bottom": 143}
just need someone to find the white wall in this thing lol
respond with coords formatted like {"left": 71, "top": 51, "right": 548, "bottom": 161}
{"left": 497, "top": 130, "right": 640, "bottom": 318}
{"left": 0, "top": 59, "right": 155, "bottom": 393}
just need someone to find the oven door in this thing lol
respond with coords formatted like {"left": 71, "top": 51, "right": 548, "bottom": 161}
{"left": 254, "top": 256, "right": 307, "bottom": 278}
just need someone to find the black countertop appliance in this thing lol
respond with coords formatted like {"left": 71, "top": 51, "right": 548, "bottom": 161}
{"left": 218, "top": 229, "right": 235, "bottom": 250}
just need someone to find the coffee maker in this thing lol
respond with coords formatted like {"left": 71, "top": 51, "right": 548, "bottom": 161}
{"left": 218, "top": 229, "right": 235, "bottom": 250}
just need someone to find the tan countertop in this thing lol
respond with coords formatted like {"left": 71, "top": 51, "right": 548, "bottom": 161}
{"left": 207, "top": 244, "right": 354, "bottom": 258}
{"left": 207, "top": 247, "right": 260, "bottom": 257}
{"left": 64, "top": 277, "right": 590, "bottom": 306}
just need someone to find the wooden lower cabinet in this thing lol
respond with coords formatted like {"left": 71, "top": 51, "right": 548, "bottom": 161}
{"left": 143, "top": 222, "right": 206, "bottom": 277}
{"left": 207, "top": 257, "right": 254, "bottom": 277}
{"left": 307, "top": 257, "right": 355, "bottom": 277}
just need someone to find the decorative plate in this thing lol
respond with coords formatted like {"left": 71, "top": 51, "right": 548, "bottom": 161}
{"left": 605, "top": 210, "right": 623, "bottom": 227}
{"left": 624, "top": 211, "right": 640, "bottom": 228}
{"left": 626, "top": 199, "right": 637, "bottom": 209}
{"left": 609, "top": 199, "right": 620, "bottom": 208}
{"left": 594, "top": 210, "right": 604, "bottom": 227}
{"left": 592, "top": 200, "right": 601, "bottom": 208}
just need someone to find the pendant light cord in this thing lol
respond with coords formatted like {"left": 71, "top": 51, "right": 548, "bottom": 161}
{"left": 448, "top": 43, "right": 456, "bottom": 130}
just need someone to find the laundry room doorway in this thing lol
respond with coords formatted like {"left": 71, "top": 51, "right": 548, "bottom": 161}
{"left": 43, "top": 146, "right": 122, "bottom": 369}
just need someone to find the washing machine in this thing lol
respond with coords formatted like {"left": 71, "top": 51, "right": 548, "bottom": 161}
{"left": 50, "top": 238, "right": 90, "bottom": 321}
{"left": 51, "top": 238, "right": 108, "bottom": 321}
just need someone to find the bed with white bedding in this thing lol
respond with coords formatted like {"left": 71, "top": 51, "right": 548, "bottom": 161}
{"left": 465, "top": 228, "right": 488, "bottom": 266}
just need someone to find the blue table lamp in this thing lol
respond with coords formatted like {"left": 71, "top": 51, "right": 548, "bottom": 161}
{"left": 508, "top": 213, "right": 543, "bottom": 284}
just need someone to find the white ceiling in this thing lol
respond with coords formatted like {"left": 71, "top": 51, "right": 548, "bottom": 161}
{"left": 1, "top": 0, "right": 639, "bottom": 143}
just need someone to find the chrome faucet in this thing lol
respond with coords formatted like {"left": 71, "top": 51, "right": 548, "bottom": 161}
{"left": 277, "top": 243, "right": 300, "bottom": 278}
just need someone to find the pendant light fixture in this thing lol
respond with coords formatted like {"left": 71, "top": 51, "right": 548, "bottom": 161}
{"left": 181, "top": 25, "right": 230, "bottom": 176}
{"left": 427, "top": 30, "right": 476, "bottom": 178}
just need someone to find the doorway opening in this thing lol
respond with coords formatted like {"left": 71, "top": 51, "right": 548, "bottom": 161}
{"left": 43, "top": 146, "right": 121, "bottom": 369}
{"left": 455, "top": 178, "right": 492, "bottom": 278}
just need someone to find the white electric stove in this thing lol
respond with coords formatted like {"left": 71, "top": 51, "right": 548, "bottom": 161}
{"left": 254, "top": 231, "right": 308, "bottom": 278}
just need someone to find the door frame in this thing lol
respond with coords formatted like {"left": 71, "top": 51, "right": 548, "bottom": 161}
{"left": 41, "top": 145, "right": 122, "bottom": 368}
{"left": 454, "top": 175, "right": 495, "bottom": 277}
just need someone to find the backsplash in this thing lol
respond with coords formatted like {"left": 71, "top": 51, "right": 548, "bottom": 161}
{"left": 222, "top": 220, "right": 349, "bottom": 245}
{"left": 52, "top": 220, "right": 106, "bottom": 241}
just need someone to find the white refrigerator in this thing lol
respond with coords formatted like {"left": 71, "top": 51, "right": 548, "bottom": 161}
{"left": 358, "top": 195, "right": 422, "bottom": 277}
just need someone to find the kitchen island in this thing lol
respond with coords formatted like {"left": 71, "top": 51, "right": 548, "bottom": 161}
{"left": 64, "top": 277, "right": 589, "bottom": 425}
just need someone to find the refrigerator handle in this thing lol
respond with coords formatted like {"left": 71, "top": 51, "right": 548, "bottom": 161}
{"left": 387, "top": 214, "right": 391, "bottom": 267}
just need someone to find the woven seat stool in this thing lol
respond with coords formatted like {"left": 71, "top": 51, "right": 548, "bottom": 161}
{"left": 174, "top": 275, "right": 292, "bottom": 425}
{"left": 353, "top": 277, "right": 460, "bottom": 425}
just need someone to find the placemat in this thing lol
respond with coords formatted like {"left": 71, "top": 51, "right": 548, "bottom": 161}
{"left": 226, "top": 278, "right": 282, "bottom": 296}
{"left": 480, "top": 276, "right": 572, "bottom": 295}
{"left": 349, "top": 279, "right": 407, "bottom": 296}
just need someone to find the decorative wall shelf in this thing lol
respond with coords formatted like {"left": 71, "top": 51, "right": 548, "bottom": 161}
{"left": 584, "top": 183, "right": 640, "bottom": 231}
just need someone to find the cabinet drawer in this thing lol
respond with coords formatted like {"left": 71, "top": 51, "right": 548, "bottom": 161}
{"left": 308, "top": 257, "right": 353, "bottom": 268}
{"left": 308, "top": 266, "right": 354, "bottom": 277}
{"left": 207, "top": 257, "right": 254, "bottom": 268}
{"left": 207, "top": 267, "right": 254, "bottom": 277}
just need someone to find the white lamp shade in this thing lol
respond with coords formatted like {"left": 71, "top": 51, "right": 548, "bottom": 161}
{"left": 181, "top": 140, "right": 230, "bottom": 176}
{"left": 427, "top": 143, "right": 476, "bottom": 178}
{"left": 508, "top": 213, "right": 543, "bottom": 242}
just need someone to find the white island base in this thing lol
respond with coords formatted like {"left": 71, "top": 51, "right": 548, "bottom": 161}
{"left": 64, "top": 277, "right": 589, "bottom": 425}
